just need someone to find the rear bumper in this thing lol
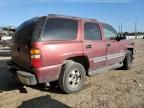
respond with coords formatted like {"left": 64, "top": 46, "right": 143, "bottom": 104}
{"left": 16, "top": 71, "right": 37, "bottom": 85}
{"left": 7, "top": 61, "right": 37, "bottom": 85}
{"left": 7, "top": 61, "right": 61, "bottom": 85}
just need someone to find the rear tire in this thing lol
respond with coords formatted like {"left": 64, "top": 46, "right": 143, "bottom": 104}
{"left": 123, "top": 50, "right": 133, "bottom": 70}
{"left": 58, "top": 61, "right": 86, "bottom": 94}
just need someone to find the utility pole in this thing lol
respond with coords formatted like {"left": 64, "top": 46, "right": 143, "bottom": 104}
{"left": 135, "top": 21, "right": 138, "bottom": 38}
{"left": 120, "top": 23, "right": 123, "bottom": 34}
{"left": 118, "top": 25, "right": 121, "bottom": 33}
{"left": 135, "top": 21, "right": 137, "bottom": 33}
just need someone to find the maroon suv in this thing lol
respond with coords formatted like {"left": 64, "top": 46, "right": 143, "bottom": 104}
{"left": 7, "top": 14, "right": 135, "bottom": 93}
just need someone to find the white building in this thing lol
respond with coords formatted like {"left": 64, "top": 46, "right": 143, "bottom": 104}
{"left": 0, "top": 27, "right": 14, "bottom": 41}
{"left": 126, "top": 35, "right": 144, "bottom": 40}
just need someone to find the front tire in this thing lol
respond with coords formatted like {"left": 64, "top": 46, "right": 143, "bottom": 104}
{"left": 58, "top": 61, "right": 86, "bottom": 94}
{"left": 123, "top": 50, "right": 133, "bottom": 70}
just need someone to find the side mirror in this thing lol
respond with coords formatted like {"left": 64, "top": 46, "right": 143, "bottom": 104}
{"left": 116, "top": 36, "right": 121, "bottom": 41}
{"left": 116, "top": 34, "right": 126, "bottom": 41}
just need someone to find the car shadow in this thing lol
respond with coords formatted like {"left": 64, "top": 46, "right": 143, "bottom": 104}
{"left": 30, "top": 84, "right": 65, "bottom": 94}
{"left": 0, "top": 58, "right": 25, "bottom": 93}
{"left": 0, "top": 58, "right": 65, "bottom": 94}
{"left": 114, "top": 66, "right": 125, "bottom": 70}
{"left": 18, "top": 95, "right": 70, "bottom": 108}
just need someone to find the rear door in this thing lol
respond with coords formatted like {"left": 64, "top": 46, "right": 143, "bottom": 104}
{"left": 83, "top": 22, "right": 107, "bottom": 71}
{"left": 103, "top": 24, "right": 126, "bottom": 66}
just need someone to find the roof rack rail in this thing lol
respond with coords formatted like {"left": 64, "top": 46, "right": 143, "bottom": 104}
{"left": 48, "top": 14, "right": 97, "bottom": 21}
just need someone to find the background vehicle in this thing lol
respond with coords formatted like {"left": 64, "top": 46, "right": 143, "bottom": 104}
{"left": 7, "top": 14, "right": 135, "bottom": 94}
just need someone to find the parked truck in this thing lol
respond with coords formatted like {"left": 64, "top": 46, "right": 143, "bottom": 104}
{"left": 7, "top": 14, "right": 135, "bottom": 94}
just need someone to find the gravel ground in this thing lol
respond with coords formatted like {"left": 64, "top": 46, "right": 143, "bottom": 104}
{"left": 0, "top": 39, "right": 144, "bottom": 108}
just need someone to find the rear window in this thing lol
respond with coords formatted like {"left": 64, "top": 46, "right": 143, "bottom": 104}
{"left": 42, "top": 18, "right": 78, "bottom": 41}
{"left": 14, "top": 18, "right": 38, "bottom": 44}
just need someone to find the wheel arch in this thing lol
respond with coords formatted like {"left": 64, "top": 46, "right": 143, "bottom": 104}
{"left": 127, "top": 48, "right": 134, "bottom": 55}
{"left": 62, "top": 55, "right": 90, "bottom": 76}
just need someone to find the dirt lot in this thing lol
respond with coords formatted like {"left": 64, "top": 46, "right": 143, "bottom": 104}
{"left": 0, "top": 39, "right": 144, "bottom": 108}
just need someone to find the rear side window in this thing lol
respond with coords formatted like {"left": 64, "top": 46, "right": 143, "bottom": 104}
{"left": 14, "top": 18, "right": 38, "bottom": 44}
{"left": 84, "top": 22, "right": 102, "bottom": 40}
{"left": 42, "top": 18, "right": 78, "bottom": 41}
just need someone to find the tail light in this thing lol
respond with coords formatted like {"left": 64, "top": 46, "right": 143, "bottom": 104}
{"left": 30, "top": 48, "right": 42, "bottom": 68}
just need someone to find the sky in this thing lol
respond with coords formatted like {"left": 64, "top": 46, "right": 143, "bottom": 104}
{"left": 0, "top": 0, "right": 144, "bottom": 32}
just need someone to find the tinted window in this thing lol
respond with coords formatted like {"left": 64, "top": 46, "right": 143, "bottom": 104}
{"left": 42, "top": 18, "right": 78, "bottom": 41}
{"left": 14, "top": 18, "right": 38, "bottom": 44}
{"left": 103, "top": 24, "right": 117, "bottom": 40}
{"left": 84, "top": 22, "right": 102, "bottom": 40}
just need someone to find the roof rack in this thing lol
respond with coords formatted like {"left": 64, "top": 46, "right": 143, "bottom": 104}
{"left": 48, "top": 14, "right": 97, "bottom": 21}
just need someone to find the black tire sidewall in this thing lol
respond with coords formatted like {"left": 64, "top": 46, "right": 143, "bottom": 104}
{"left": 59, "top": 62, "right": 86, "bottom": 94}
{"left": 123, "top": 51, "right": 132, "bottom": 69}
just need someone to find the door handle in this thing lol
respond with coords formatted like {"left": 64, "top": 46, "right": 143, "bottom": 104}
{"left": 106, "top": 43, "right": 111, "bottom": 47}
{"left": 17, "top": 47, "right": 20, "bottom": 52}
{"left": 86, "top": 44, "right": 92, "bottom": 49}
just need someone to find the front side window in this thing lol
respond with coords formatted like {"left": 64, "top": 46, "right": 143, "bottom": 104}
{"left": 42, "top": 18, "right": 78, "bottom": 41}
{"left": 103, "top": 24, "right": 117, "bottom": 40}
{"left": 84, "top": 22, "right": 102, "bottom": 40}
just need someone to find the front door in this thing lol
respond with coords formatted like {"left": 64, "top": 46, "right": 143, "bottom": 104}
{"left": 103, "top": 24, "right": 126, "bottom": 66}
{"left": 83, "top": 22, "right": 107, "bottom": 71}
